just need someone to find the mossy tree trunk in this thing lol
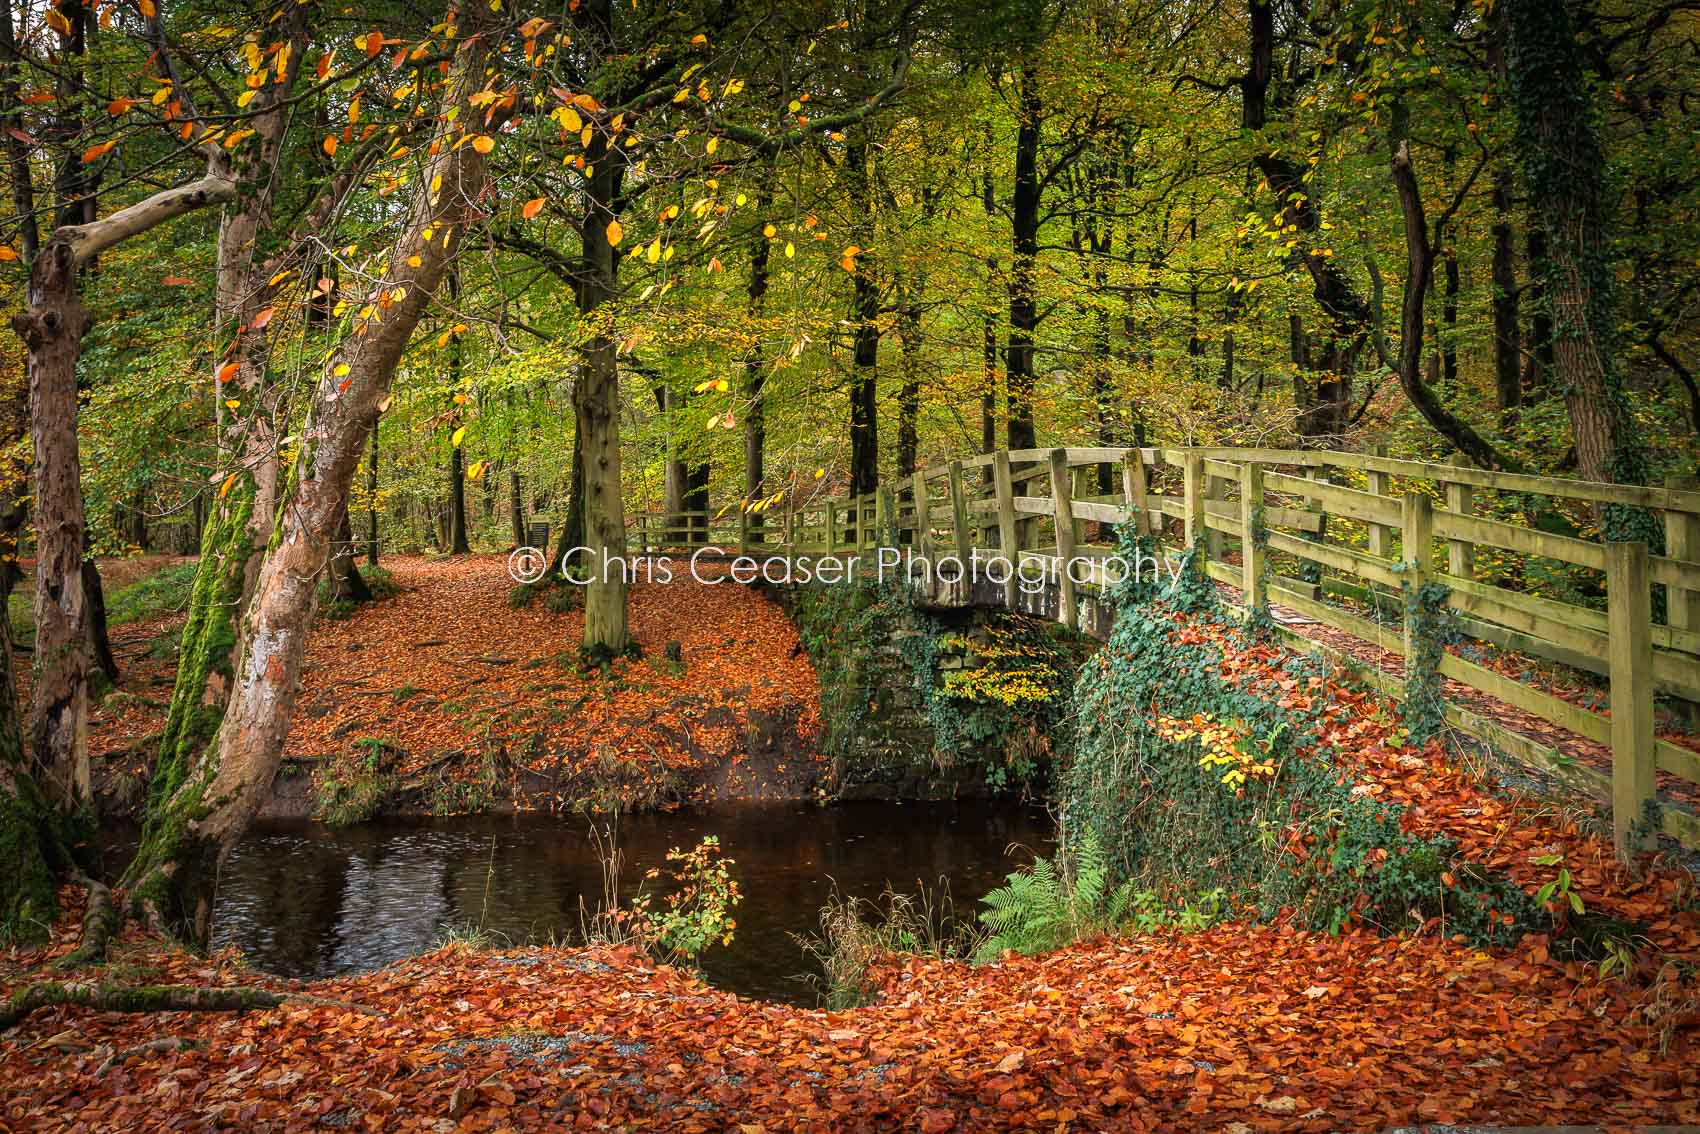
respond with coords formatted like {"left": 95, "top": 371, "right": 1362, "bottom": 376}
{"left": 122, "top": 25, "right": 497, "bottom": 942}
{"left": 1506, "top": 0, "right": 1652, "bottom": 538}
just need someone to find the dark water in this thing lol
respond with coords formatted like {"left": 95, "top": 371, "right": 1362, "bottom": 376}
{"left": 200, "top": 801, "right": 1052, "bottom": 1004}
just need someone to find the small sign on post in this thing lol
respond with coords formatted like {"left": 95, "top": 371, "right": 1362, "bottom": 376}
{"left": 527, "top": 520, "right": 549, "bottom": 550}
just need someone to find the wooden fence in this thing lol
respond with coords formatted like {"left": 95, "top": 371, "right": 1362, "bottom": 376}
{"left": 627, "top": 446, "right": 1700, "bottom": 858}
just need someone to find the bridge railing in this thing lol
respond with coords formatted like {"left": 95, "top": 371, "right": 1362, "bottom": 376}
{"left": 724, "top": 445, "right": 1699, "bottom": 857}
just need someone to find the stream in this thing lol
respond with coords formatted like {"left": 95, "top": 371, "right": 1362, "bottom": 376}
{"left": 200, "top": 801, "right": 1053, "bottom": 1004}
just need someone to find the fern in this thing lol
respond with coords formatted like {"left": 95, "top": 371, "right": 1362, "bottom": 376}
{"left": 974, "top": 832, "right": 1137, "bottom": 962}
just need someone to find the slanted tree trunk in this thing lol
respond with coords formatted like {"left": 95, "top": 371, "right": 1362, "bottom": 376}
{"left": 1386, "top": 106, "right": 1517, "bottom": 471}
{"left": 122, "top": 24, "right": 498, "bottom": 940}
{"left": 980, "top": 173, "right": 999, "bottom": 459}
{"left": 151, "top": 7, "right": 314, "bottom": 813}
{"left": 81, "top": 555, "right": 117, "bottom": 687}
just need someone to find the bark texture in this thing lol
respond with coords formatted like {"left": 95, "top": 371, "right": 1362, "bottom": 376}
{"left": 123, "top": 24, "right": 498, "bottom": 941}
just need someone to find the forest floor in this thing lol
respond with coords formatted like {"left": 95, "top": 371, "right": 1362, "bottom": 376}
{"left": 76, "top": 554, "right": 828, "bottom": 816}
{"left": 6, "top": 554, "right": 1700, "bottom": 1130}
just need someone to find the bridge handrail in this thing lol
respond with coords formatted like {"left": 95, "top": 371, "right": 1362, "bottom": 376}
{"left": 732, "top": 443, "right": 1699, "bottom": 858}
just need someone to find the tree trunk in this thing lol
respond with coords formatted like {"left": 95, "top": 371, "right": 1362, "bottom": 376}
{"left": 845, "top": 142, "right": 880, "bottom": 496}
{"left": 81, "top": 555, "right": 117, "bottom": 686}
{"left": 13, "top": 239, "right": 91, "bottom": 817}
{"left": 980, "top": 174, "right": 999, "bottom": 459}
{"left": 1507, "top": 0, "right": 1649, "bottom": 532}
{"left": 1006, "top": 63, "right": 1041, "bottom": 453}
{"left": 122, "top": 24, "right": 498, "bottom": 940}
{"left": 367, "top": 416, "right": 380, "bottom": 566}
{"left": 1491, "top": 165, "right": 1522, "bottom": 429}
{"left": 743, "top": 178, "right": 773, "bottom": 528}
{"left": 1523, "top": 226, "right": 1552, "bottom": 399}
{"left": 509, "top": 468, "right": 524, "bottom": 549}
{"left": 448, "top": 447, "right": 471, "bottom": 555}
{"left": 328, "top": 507, "right": 371, "bottom": 603}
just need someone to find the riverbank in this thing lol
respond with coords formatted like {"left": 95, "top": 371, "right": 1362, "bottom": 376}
{"left": 74, "top": 555, "right": 831, "bottom": 820}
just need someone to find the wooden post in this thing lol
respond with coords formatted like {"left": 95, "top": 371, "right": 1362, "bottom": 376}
{"left": 1049, "top": 449, "right": 1078, "bottom": 628}
{"left": 1121, "top": 448, "right": 1151, "bottom": 537}
{"left": 948, "top": 460, "right": 972, "bottom": 563}
{"left": 993, "top": 450, "right": 1019, "bottom": 608}
{"left": 1240, "top": 462, "right": 1265, "bottom": 614}
{"left": 1183, "top": 452, "right": 1206, "bottom": 551}
{"left": 826, "top": 501, "right": 838, "bottom": 554}
{"left": 1072, "top": 464, "right": 1091, "bottom": 546}
{"left": 737, "top": 502, "right": 749, "bottom": 554}
{"left": 875, "top": 485, "right": 893, "bottom": 549}
{"left": 1366, "top": 444, "right": 1393, "bottom": 559}
{"left": 1445, "top": 462, "right": 1475, "bottom": 579}
{"left": 1204, "top": 470, "right": 1227, "bottom": 560}
{"left": 911, "top": 470, "right": 932, "bottom": 560}
{"left": 1400, "top": 492, "right": 1433, "bottom": 666}
{"left": 1606, "top": 539, "right": 1657, "bottom": 859}
{"left": 1665, "top": 476, "right": 1699, "bottom": 634}
{"left": 1666, "top": 476, "right": 1700, "bottom": 729}
{"left": 782, "top": 505, "right": 794, "bottom": 550}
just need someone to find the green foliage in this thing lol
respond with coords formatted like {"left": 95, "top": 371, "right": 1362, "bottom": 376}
{"left": 311, "top": 738, "right": 402, "bottom": 827}
{"left": 1062, "top": 526, "right": 1540, "bottom": 950}
{"left": 634, "top": 836, "right": 742, "bottom": 965}
{"left": 790, "top": 576, "right": 1086, "bottom": 794}
{"left": 974, "top": 832, "right": 1138, "bottom": 961}
{"left": 1400, "top": 577, "right": 1451, "bottom": 745}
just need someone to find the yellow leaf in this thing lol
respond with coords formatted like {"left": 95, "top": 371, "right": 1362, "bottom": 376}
{"left": 377, "top": 396, "right": 393, "bottom": 413}
{"left": 705, "top": 136, "right": 718, "bottom": 155}
{"left": 762, "top": 223, "right": 776, "bottom": 238}
{"left": 224, "top": 399, "right": 240, "bottom": 410}
{"left": 605, "top": 219, "right": 623, "bottom": 246}
{"left": 334, "top": 363, "right": 351, "bottom": 377}
{"left": 407, "top": 255, "right": 422, "bottom": 268}
{"left": 451, "top": 425, "right": 467, "bottom": 448}
{"left": 646, "top": 238, "right": 661, "bottom": 263}
{"left": 784, "top": 241, "right": 794, "bottom": 258}
{"left": 237, "top": 89, "right": 258, "bottom": 108}
{"left": 471, "top": 134, "right": 495, "bottom": 154}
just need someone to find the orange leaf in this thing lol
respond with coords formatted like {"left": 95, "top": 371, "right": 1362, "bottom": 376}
{"left": 216, "top": 362, "right": 239, "bottom": 384}
{"left": 249, "top": 307, "right": 275, "bottom": 330}
{"left": 80, "top": 140, "right": 115, "bottom": 163}
{"left": 522, "top": 197, "right": 545, "bottom": 220}
{"left": 323, "top": 134, "right": 338, "bottom": 156}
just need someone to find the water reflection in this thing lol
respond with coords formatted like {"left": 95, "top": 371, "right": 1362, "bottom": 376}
{"left": 205, "top": 801, "right": 1053, "bottom": 1003}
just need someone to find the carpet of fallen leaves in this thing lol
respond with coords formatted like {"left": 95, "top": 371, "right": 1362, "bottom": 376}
{"left": 3, "top": 884, "right": 1698, "bottom": 1132}
{"left": 6, "top": 591, "right": 1700, "bottom": 1130}
{"left": 82, "top": 555, "right": 827, "bottom": 808}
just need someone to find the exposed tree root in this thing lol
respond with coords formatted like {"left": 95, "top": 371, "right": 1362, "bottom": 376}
{"left": 95, "top": 1035, "right": 203, "bottom": 1075}
{"left": 53, "top": 873, "right": 119, "bottom": 970}
{"left": 0, "top": 982, "right": 382, "bottom": 1032}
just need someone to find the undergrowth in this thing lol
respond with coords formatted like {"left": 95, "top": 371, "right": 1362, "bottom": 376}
{"left": 1061, "top": 527, "right": 1541, "bottom": 950}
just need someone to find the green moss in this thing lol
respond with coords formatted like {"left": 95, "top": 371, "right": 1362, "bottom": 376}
{"left": 0, "top": 777, "right": 60, "bottom": 945}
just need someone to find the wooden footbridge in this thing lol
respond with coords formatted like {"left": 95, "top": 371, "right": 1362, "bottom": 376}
{"left": 630, "top": 446, "right": 1700, "bottom": 859}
